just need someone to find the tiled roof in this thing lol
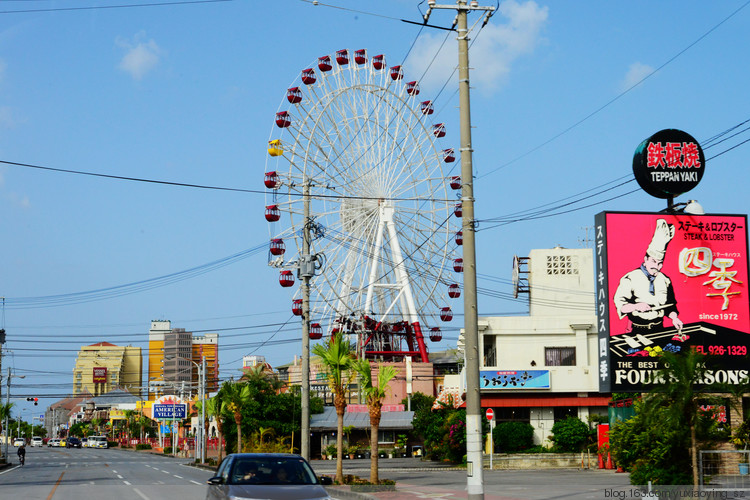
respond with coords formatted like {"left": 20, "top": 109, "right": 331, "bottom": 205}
{"left": 310, "top": 406, "right": 414, "bottom": 431}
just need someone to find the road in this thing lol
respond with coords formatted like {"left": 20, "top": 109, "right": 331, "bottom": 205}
{"left": 0, "top": 445, "right": 214, "bottom": 500}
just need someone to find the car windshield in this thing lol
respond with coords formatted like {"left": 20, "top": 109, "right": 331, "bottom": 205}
{"left": 229, "top": 457, "right": 317, "bottom": 486}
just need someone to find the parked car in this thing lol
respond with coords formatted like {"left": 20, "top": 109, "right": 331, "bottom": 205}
{"left": 66, "top": 437, "right": 82, "bottom": 448}
{"left": 205, "top": 453, "right": 332, "bottom": 500}
{"left": 81, "top": 437, "right": 89, "bottom": 447}
{"left": 13, "top": 438, "right": 25, "bottom": 447}
{"left": 31, "top": 436, "right": 43, "bottom": 447}
{"left": 48, "top": 438, "right": 61, "bottom": 447}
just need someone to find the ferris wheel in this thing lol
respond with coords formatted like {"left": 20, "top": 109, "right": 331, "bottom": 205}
{"left": 263, "top": 49, "right": 463, "bottom": 363}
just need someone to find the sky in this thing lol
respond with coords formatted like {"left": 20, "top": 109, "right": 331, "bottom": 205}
{"left": 1, "top": 0, "right": 750, "bottom": 420}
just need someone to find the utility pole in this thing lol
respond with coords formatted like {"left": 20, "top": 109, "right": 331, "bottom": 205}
{"left": 423, "top": 2, "right": 495, "bottom": 499}
{"left": 200, "top": 355, "right": 206, "bottom": 463}
{"left": 300, "top": 178, "right": 313, "bottom": 461}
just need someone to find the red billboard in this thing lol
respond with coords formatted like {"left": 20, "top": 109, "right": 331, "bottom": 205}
{"left": 93, "top": 366, "right": 107, "bottom": 383}
{"left": 595, "top": 212, "right": 750, "bottom": 391}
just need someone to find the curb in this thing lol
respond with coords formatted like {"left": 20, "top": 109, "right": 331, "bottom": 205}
{"left": 325, "top": 486, "right": 380, "bottom": 500}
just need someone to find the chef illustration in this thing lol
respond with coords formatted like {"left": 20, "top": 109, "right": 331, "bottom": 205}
{"left": 613, "top": 218, "right": 685, "bottom": 338}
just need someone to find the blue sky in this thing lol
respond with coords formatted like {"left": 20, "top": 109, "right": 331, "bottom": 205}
{"left": 1, "top": 0, "right": 750, "bottom": 416}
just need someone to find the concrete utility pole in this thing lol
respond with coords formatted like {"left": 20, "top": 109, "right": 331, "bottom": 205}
{"left": 423, "top": 2, "right": 495, "bottom": 499}
{"left": 300, "top": 178, "right": 313, "bottom": 461}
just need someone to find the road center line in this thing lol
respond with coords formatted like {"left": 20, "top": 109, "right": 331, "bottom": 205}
{"left": 190, "top": 480, "right": 202, "bottom": 485}
{"left": 173, "top": 475, "right": 183, "bottom": 479}
{"left": 46, "top": 472, "right": 65, "bottom": 500}
{"left": 132, "top": 487, "right": 150, "bottom": 500}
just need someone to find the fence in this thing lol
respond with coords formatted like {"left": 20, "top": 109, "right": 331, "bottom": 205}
{"left": 699, "top": 449, "right": 750, "bottom": 491}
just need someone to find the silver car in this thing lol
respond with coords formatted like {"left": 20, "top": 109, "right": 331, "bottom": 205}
{"left": 206, "top": 453, "right": 333, "bottom": 500}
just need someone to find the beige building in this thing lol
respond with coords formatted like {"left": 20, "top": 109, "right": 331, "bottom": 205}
{"left": 72, "top": 342, "right": 142, "bottom": 396}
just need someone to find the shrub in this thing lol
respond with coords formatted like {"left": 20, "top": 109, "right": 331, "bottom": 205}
{"left": 550, "top": 417, "right": 590, "bottom": 452}
{"left": 135, "top": 443, "right": 152, "bottom": 450}
{"left": 492, "top": 422, "right": 534, "bottom": 452}
{"left": 163, "top": 446, "right": 173, "bottom": 454}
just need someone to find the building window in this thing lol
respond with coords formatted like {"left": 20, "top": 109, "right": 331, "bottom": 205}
{"left": 496, "top": 407, "right": 530, "bottom": 423}
{"left": 545, "top": 347, "right": 576, "bottom": 366}
{"left": 378, "top": 430, "right": 395, "bottom": 444}
{"left": 546, "top": 255, "right": 578, "bottom": 275}
{"left": 554, "top": 407, "right": 578, "bottom": 422}
{"left": 483, "top": 336, "right": 496, "bottom": 367}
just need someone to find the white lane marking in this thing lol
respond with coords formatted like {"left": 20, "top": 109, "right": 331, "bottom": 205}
{"left": 117, "top": 475, "right": 124, "bottom": 479}
{"left": 112, "top": 470, "right": 118, "bottom": 474}
{"left": 162, "top": 470, "right": 170, "bottom": 474}
{"left": 123, "top": 480, "right": 131, "bottom": 485}
{"left": 0, "top": 466, "right": 21, "bottom": 475}
{"left": 190, "top": 480, "right": 202, "bottom": 485}
{"left": 133, "top": 488, "right": 150, "bottom": 500}
{"left": 173, "top": 475, "right": 183, "bottom": 479}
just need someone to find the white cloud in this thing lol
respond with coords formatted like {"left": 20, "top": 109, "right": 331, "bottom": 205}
{"left": 116, "top": 32, "right": 164, "bottom": 81}
{"left": 405, "top": 0, "right": 548, "bottom": 95}
{"left": 620, "top": 62, "right": 655, "bottom": 92}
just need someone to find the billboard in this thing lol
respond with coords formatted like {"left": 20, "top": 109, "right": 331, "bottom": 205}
{"left": 595, "top": 212, "right": 750, "bottom": 391}
{"left": 480, "top": 370, "right": 550, "bottom": 389}
{"left": 92, "top": 366, "right": 107, "bottom": 383}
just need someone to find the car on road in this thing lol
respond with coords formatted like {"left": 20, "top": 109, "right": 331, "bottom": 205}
{"left": 31, "top": 436, "right": 43, "bottom": 447}
{"left": 13, "top": 438, "right": 25, "bottom": 447}
{"left": 206, "top": 453, "right": 333, "bottom": 500}
{"left": 48, "top": 438, "right": 62, "bottom": 447}
{"left": 88, "top": 436, "right": 108, "bottom": 449}
{"left": 66, "top": 437, "right": 82, "bottom": 448}
{"left": 81, "top": 437, "right": 88, "bottom": 447}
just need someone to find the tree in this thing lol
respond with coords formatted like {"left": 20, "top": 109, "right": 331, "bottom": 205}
{"left": 219, "top": 381, "right": 251, "bottom": 453}
{"left": 312, "top": 332, "right": 354, "bottom": 484}
{"left": 352, "top": 359, "right": 398, "bottom": 484}
{"left": 609, "top": 350, "right": 725, "bottom": 487}
{"left": 550, "top": 416, "right": 590, "bottom": 452}
{"left": 205, "top": 396, "right": 226, "bottom": 462}
{"left": 0, "top": 402, "right": 14, "bottom": 437}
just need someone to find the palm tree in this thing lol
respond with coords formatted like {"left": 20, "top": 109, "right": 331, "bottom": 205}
{"left": 0, "top": 402, "right": 14, "bottom": 437}
{"left": 206, "top": 396, "right": 226, "bottom": 462}
{"left": 352, "top": 359, "right": 398, "bottom": 484}
{"left": 122, "top": 409, "right": 137, "bottom": 440}
{"left": 312, "top": 332, "right": 355, "bottom": 484}
{"left": 241, "top": 364, "right": 284, "bottom": 392}
{"left": 645, "top": 349, "right": 721, "bottom": 487}
{"left": 219, "top": 381, "right": 251, "bottom": 453}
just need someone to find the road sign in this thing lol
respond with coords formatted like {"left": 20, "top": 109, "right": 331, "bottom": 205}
{"left": 153, "top": 403, "right": 187, "bottom": 420}
{"left": 485, "top": 408, "right": 494, "bottom": 421}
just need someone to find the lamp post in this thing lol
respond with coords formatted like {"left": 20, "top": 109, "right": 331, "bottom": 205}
{"left": 4, "top": 369, "right": 25, "bottom": 462}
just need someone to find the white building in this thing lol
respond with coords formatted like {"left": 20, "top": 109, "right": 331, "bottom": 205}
{"left": 456, "top": 246, "right": 609, "bottom": 446}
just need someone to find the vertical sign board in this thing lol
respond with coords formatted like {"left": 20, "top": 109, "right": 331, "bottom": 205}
{"left": 596, "top": 211, "right": 750, "bottom": 392}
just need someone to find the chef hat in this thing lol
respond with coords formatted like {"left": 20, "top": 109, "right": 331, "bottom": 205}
{"left": 646, "top": 218, "right": 675, "bottom": 261}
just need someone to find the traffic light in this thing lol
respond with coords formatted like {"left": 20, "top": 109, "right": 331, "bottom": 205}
{"left": 26, "top": 397, "right": 38, "bottom": 406}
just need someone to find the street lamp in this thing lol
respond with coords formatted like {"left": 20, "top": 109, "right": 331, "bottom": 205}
{"left": 3, "top": 369, "right": 25, "bottom": 463}
{"left": 164, "top": 355, "right": 206, "bottom": 463}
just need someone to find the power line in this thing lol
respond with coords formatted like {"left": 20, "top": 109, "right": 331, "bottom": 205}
{"left": 0, "top": 0, "right": 231, "bottom": 15}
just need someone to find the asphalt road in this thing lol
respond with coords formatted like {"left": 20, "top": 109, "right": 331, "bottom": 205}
{"left": 0, "top": 445, "right": 214, "bottom": 500}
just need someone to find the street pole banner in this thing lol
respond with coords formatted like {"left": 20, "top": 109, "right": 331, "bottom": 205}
{"left": 595, "top": 211, "right": 750, "bottom": 391}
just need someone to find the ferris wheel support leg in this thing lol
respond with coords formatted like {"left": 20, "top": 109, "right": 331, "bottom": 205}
{"left": 410, "top": 322, "right": 429, "bottom": 363}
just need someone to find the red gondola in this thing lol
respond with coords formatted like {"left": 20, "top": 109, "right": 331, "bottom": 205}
{"left": 373, "top": 54, "right": 385, "bottom": 70}
{"left": 450, "top": 176, "right": 461, "bottom": 190}
{"left": 301, "top": 68, "right": 316, "bottom": 85}
{"left": 429, "top": 327, "right": 442, "bottom": 342}
{"left": 454, "top": 258, "right": 464, "bottom": 273}
{"left": 279, "top": 270, "right": 295, "bottom": 288}
{"left": 406, "top": 81, "right": 420, "bottom": 95}
{"left": 390, "top": 65, "right": 403, "bottom": 80}
{"left": 454, "top": 203, "right": 462, "bottom": 218}
{"left": 455, "top": 231, "right": 463, "bottom": 246}
{"left": 309, "top": 323, "right": 323, "bottom": 340}
{"left": 265, "top": 205, "right": 281, "bottom": 222}
{"left": 355, "top": 49, "right": 367, "bottom": 65}
{"left": 336, "top": 49, "right": 349, "bottom": 65}
{"left": 275, "top": 111, "right": 291, "bottom": 128}
{"left": 264, "top": 171, "right": 280, "bottom": 189}
{"left": 421, "top": 101, "right": 434, "bottom": 115}
{"left": 444, "top": 149, "right": 456, "bottom": 163}
{"left": 433, "top": 123, "right": 446, "bottom": 137}
{"left": 286, "top": 87, "right": 302, "bottom": 104}
{"left": 269, "top": 238, "right": 285, "bottom": 256}
{"left": 440, "top": 307, "right": 453, "bottom": 322}
{"left": 292, "top": 298, "right": 303, "bottom": 316}
{"left": 448, "top": 283, "right": 461, "bottom": 298}
{"left": 318, "top": 55, "right": 332, "bottom": 72}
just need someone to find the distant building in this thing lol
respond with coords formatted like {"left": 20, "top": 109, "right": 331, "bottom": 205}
{"left": 72, "top": 342, "right": 142, "bottom": 397}
{"left": 454, "top": 246, "right": 609, "bottom": 445}
{"left": 147, "top": 320, "right": 219, "bottom": 400}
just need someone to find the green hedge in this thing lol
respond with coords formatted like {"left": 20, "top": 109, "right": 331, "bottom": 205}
{"left": 135, "top": 443, "right": 152, "bottom": 450}
{"left": 492, "top": 422, "right": 535, "bottom": 452}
